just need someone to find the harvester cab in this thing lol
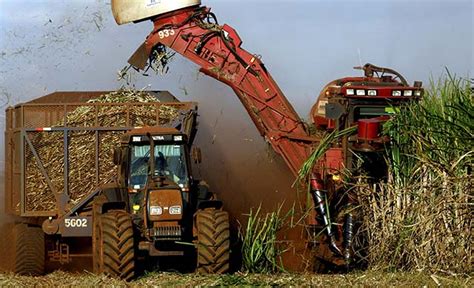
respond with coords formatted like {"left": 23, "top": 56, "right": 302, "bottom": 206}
{"left": 312, "top": 63, "right": 423, "bottom": 153}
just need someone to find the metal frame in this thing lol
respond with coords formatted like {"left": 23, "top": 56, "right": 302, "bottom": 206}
{"left": 6, "top": 100, "right": 198, "bottom": 218}
{"left": 20, "top": 127, "right": 130, "bottom": 217}
{"left": 14, "top": 101, "right": 194, "bottom": 128}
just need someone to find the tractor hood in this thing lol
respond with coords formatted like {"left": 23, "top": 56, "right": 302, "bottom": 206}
{"left": 148, "top": 188, "right": 183, "bottom": 222}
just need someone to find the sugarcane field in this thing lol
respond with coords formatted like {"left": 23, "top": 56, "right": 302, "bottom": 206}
{"left": 0, "top": 0, "right": 472, "bottom": 287}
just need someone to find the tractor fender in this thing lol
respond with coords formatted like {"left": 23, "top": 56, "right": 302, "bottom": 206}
{"left": 101, "top": 202, "right": 127, "bottom": 214}
{"left": 197, "top": 200, "right": 223, "bottom": 210}
{"left": 92, "top": 184, "right": 129, "bottom": 215}
{"left": 93, "top": 195, "right": 127, "bottom": 215}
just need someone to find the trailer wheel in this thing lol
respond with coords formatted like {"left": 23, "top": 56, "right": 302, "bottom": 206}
{"left": 93, "top": 210, "right": 135, "bottom": 281}
{"left": 196, "top": 208, "right": 230, "bottom": 274}
{"left": 14, "top": 224, "right": 45, "bottom": 275}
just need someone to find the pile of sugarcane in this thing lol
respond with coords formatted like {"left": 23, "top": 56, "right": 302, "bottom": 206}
{"left": 24, "top": 90, "right": 179, "bottom": 211}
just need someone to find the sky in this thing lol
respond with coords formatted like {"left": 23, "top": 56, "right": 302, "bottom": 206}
{"left": 0, "top": 0, "right": 472, "bottom": 106}
{"left": 0, "top": 0, "right": 472, "bottom": 213}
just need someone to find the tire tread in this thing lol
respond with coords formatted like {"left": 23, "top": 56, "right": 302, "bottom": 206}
{"left": 196, "top": 209, "right": 230, "bottom": 274}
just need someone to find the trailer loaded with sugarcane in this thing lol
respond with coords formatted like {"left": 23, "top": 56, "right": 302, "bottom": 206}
{"left": 4, "top": 90, "right": 230, "bottom": 279}
{"left": 111, "top": 0, "right": 424, "bottom": 270}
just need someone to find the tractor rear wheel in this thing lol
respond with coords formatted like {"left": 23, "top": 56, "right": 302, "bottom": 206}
{"left": 14, "top": 224, "right": 45, "bottom": 275}
{"left": 196, "top": 208, "right": 230, "bottom": 274}
{"left": 93, "top": 210, "right": 135, "bottom": 280}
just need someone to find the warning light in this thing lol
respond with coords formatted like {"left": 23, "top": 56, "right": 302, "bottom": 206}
{"left": 332, "top": 174, "right": 341, "bottom": 182}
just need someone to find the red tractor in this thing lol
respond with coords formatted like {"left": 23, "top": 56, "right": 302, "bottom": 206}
{"left": 111, "top": 0, "right": 423, "bottom": 269}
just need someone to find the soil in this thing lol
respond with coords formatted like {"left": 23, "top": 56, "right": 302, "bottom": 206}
{"left": 0, "top": 271, "right": 471, "bottom": 287}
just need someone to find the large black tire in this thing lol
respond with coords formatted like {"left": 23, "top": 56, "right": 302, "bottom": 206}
{"left": 93, "top": 210, "right": 135, "bottom": 281}
{"left": 0, "top": 223, "right": 14, "bottom": 272}
{"left": 14, "top": 224, "right": 45, "bottom": 275}
{"left": 196, "top": 208, "right": 230, "bottom": 274}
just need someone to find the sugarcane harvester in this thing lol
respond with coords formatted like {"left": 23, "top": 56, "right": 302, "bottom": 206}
{"left": 111, "top": 0, "right": 423, "bottom": 268}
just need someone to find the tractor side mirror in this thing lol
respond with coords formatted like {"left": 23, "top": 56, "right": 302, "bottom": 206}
{"left": 113, "top": 147, "right": 122, "bottom": 165}
{"left": 191, "top": 147, "right": 202, "bottom": 164}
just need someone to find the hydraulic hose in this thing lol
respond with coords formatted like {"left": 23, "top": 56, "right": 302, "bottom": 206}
{"left": 310, "top": 173, "right": 342, "bottom": 256}
{"left": 343, "top": 212, "right": 354, "bottom": 263}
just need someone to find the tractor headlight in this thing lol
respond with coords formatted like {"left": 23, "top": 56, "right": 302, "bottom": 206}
{"left": 392, "top": 90, "right": 402, "bottom": 96}
{"left": 150, "top": 206, "right": 163, "bottom": 215}
{"left": 367, "top": 89, "right": 377, "bottom": 96}
{"left": 356, "top": 89, "right": 366, "bottom": 96}
{"left": 346, "top": 89, "right": 355, "bottom": 96}
{"left": 403, "top": 90, "right": 413, "bottom": 96}
{"left": 169, "top": 206, "right": 182, "bottom": 215}
{"left": 414, "top": 90, "right": 422, "bottom": 97}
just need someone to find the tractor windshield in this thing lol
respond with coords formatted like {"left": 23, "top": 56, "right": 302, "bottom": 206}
{"left": 129, "top": 143, "right": 189, "bottom": 189}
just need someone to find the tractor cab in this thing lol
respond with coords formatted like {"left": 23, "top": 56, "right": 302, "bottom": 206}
{"left": 126, "top": 129, "right": 190, "bottom": 191}
{"left": 114, "top": 127, "right": 194, "bottom": 244}
{"left": 312, "top": 63, "right": 423, "bottom": 152}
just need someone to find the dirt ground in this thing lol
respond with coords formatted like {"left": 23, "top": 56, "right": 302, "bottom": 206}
{"left": 0, "top": 271, "right": 471, "bottom": 287}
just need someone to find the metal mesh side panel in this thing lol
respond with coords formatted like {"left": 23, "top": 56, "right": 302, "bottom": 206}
{"left": 98, "top": 131, "right": 124, "bottom": 184}
{"left": 14, "top": 101, "right": 186, "bottom": 213}
{"left": 24, "top": 131, "right": 63, "bottom": 212}
{"left": 15, "top": 102, "right": 183, "bottom": 129}
{"left": 23, "top": 105, "right": 66, "bottom": 128}
{"left": 68, "top": 130, "right": 97, "bottom": 205}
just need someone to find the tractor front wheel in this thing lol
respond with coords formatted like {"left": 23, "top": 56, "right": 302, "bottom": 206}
{"left": 195, "top": 208, "right": 230, "bottom": 274}
{"left": 93, "top": 210, "right": 135, "bottom": 280}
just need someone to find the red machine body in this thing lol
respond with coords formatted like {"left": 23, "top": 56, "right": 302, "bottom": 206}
{"left": 125, "top": 5, "right": 423, "bottom": 269}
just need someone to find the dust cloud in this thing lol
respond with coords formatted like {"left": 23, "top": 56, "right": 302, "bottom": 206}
{"left": 182, "top": 80, "right": 310, "bottom": 270}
